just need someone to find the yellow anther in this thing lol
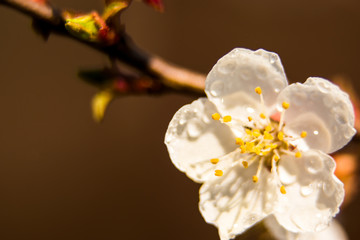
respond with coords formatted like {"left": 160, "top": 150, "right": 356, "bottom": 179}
{"left": 301, "top": 131, "right": 307, "bottom": 138}
{"left": 210, "top": 158, "right": 219, "bottom": 164}
{"left": 246, "top": 142, "right": 255, "bottom": 152}
{"left": 295, "top": 152, "right": 302, "bottom": 158}
{"left": 255, "top": 146, "right": 262, "bottom": 155}
{"left": 261, "top": 150, "right": 270, "bottom": 156}
{"left": 242, "top": 161, "right": 248, "bottom": 168}
{"left": 240, "top": 145, "right": 246, "bottom": 153}
{"left": 282, "top": 101, "right": 290, "bottom": 110}
{"left": 255, "top": 87, "right": 262, "bottom": 95}
{"left": 260, "top": 113, "right": 266, "bottom": 119}
{"left": 223, "top": 115, "right": 232, "bottom": 122}
{"left": 265, "top": 125, "right": 272, "bottom": 132}
{"left": 212, "top": 113, "right": 221, "bottom": 120}
{"left": 245, "top": 129, "right": 252, "bottom": 135}
{"left": 215, "top": 170, "right": 223, "bottom": 177}
{"left": 248, "top": 116, "right": 253, "bottom": 122}
{"left": 273, "top": 155, "right": 280, "bottom": 162}
{"left": 252, "top": 175, "right": 258, "bottom": 183}
{"left": 278, "top": 131, "right": 284, "bottom": 141}
{"left": 270, "top": 143, "right": 278, "bottom": 149}
{"left": 264, "top": 132, "right": 274, "bottom": 140}
{"left": 235, "top": 138, "right": 244, "bottom": 145}
{"left": 280, "top": 185, "right": 287, "bottom": 194}
{"left": 252, "top": 129, "right": 261, "bottom": 137}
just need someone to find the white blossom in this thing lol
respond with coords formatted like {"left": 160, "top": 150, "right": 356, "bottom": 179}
{"left": 165, "top": 48, "right": 355, "bottom": 240}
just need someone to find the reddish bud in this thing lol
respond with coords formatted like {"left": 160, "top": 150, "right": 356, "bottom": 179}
{"left": 143, "top": 0, "right": 164, "bottom": 12}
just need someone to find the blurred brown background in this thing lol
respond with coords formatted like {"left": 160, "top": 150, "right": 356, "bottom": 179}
{"left": 0, "top": 0, "right": 359, "bottom": 239}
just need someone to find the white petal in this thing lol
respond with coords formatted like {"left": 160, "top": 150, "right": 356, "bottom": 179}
{"left": 205, "top": 48, "right": 288, "bottom": 121}
{"left": 165, "top": 98, "right": 237, "bottom": 183}
{"left": 265, "top": 216, "right": 348, "bottom": 240}
{"left": 277, "top": 77, "right": 355, "bottom": 153}
{"left": 199, "top": 162, "right": 278, "bottom": 239}
{"left": 274, "top": 150, "right": 344, "bottom": 233}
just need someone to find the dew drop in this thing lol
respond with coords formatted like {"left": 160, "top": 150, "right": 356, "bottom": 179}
{"left": 274, "top": 88, "right": 280, "bottom": 93}
{"left": 244, "top": 214, "right": 260, "bottom": 225}
{"left": 322, "top": 182, "right": 335, "bottom": 197}
{"left": 218, "top": 62, "right": 235, "bottom": 74}
{"left": 317, "top": 81, "right": 329, "bottom": 93}
{"left": 269, "top": 54, "right": 277, "bottom": 64}
{"left": 300, "top": 184, "right": 314, "bottom": 197}
{"left": 246, "top": 107, "right": 255, "bottom": 114}
{"left": 305, "top": 157, "right": 323, "bottom": 174}
{"left": 344, "top": 127, "right": 356, "bottom": 139}
{"left": 210, "top": 81, "right": 224, "bottom": 97}
{"left": 278, "top": 165, "right": 296, "bottom": 185}
{"left": 186, "top": 120, "right": 202, "bottom": 138}
{"left": 335, "top": 114, "right": 346, "bottom": 124}
{"left": 315, "top": 223, "right": 328, "bottom": 232}
{"left": 313, "top": 130, "right": 319, "bottom": 135}
{"left": 179, "top": 118, "right": 186, "bottom": 125}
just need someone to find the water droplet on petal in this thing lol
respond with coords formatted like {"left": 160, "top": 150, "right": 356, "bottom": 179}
{"left": 186, "top": 120, "right": 202, "bottom": 138}
{"left": 210, "top": 81, "right": 224, "bottom": 97}
{"left": 246, "top": 107, "right": 255, "bottom": 114}
{"left": 300, "top": 184, "right": 314, "bottom": 197}
{"left": 322, "top": 181, "right": 335, "bottom": 197}
{"left": 269, "top": 54, "right": 277, "bottom": 64}
{"left": 179, "top": 118, "right": 186, "bottom": 125}
{"left": 274, "top": 88, "right": 280, "bottom": 93}
{"left": 315, "top": 223, "right": 328, "bottom": 232}
{"left": 218, "top": 62, "right": 235, "bottom": 74}
{"left": 244, "top": 214, "right": 260, "bottom": 225}
{"left": 305, "top": 157, "right": 323, "bottom": 174}
{"left": 278, "top": 165, "right": 297, "bottom": 185}
{"left": 313, "top": 130, "right": 319, "bottom": 135}
{"left": 317, "top": 81, "right": 329, "bottom": 93}
{"left": 344, "top": 127, "right": 356, "bottom": 139}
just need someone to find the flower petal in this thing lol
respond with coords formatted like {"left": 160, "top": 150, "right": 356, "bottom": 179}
{"left": 165, "top": 98, "right": 237, "bottom": 183}
{"left": 205, "top": 48, "right": 288, "bottom": 121}
{"left": 265, "top": 216, "right": 348, "bottom": 240}
{"left": 199, "top": 162, "right": 278, "bottom": 239}
{"left": 274, "top": 150, "right": 344, "bottom": 233}
{"left": 277, "top": 77, "right": 355, "bottom": 153}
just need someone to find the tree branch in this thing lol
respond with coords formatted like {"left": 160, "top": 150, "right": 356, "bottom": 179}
{"left": 0, "top": 0, "right": 206, "bottom": 94}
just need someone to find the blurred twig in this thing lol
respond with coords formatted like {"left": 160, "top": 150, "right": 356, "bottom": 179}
{"left": 0, "top": 0, "right": 206, "bottom": 94}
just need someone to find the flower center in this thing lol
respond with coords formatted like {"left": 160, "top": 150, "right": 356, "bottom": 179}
{"left": 210, "top": 87, "right": 307, "bottom": 194}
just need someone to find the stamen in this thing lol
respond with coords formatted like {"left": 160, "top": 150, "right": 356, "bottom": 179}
{"left": 273, "top": 154, "right": 280, "bottom": 162}
{"left": 265, "top": 125, "right": 272, "bottom": 132}
{"left": 240, "top": 145, "right": 246, "bottom": 153}
{"left": 277, "top": 131, "right": 284, "bottom": 141}
{"left": 260, "top": 113, "right": 266, "bottom": 119}
{"left": 212, "top": 113, "right": 220, "bottom": 120}
{"left": 295, "top": 152, "right": 302, "bottom": 158}
{"left": 235, "top": 138, "right": 244, "bottom": 145}
{"left": 252, "top": 129, "right": 261, "bottom": 137}
{"left": 252, "top": 158, "right": 264, "bottom": 183}
{"left": 248, "top": 116, "right": 253, "bottom": 122}
{"left": 278, "top": 102, "right": 289, "bottom": 130}
{"left": 282, "top": 101, "right": 290, "bottom": 110}
{"left": 252, "top": 175, "right": 258, "bottom": 183}
{"left": 264, "top": 131, "right": 274, "bottom": 140}
{"left": 255, "top": 87, "right": 262, "bottom": 95}
{"left": 280, "top": 185, "right": 287, "bottom": 194}
{"left": 242, "top": 161, "right": 248, "bottom": 168}
{"left": 301, "top": 131, "right": 307, "bottom": 138}
{"left": 210, "top": 158, "right": 219, "bottom": 164}
{"left": 215, "top": 170, "right": 223, "bottom": 176}
{"left": 223, "top": 115, "right": 232, "bottom": 122}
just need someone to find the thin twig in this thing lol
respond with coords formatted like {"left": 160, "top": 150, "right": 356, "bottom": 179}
{"left": 0, "top": 0, "right": 206, "bottom": 93}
